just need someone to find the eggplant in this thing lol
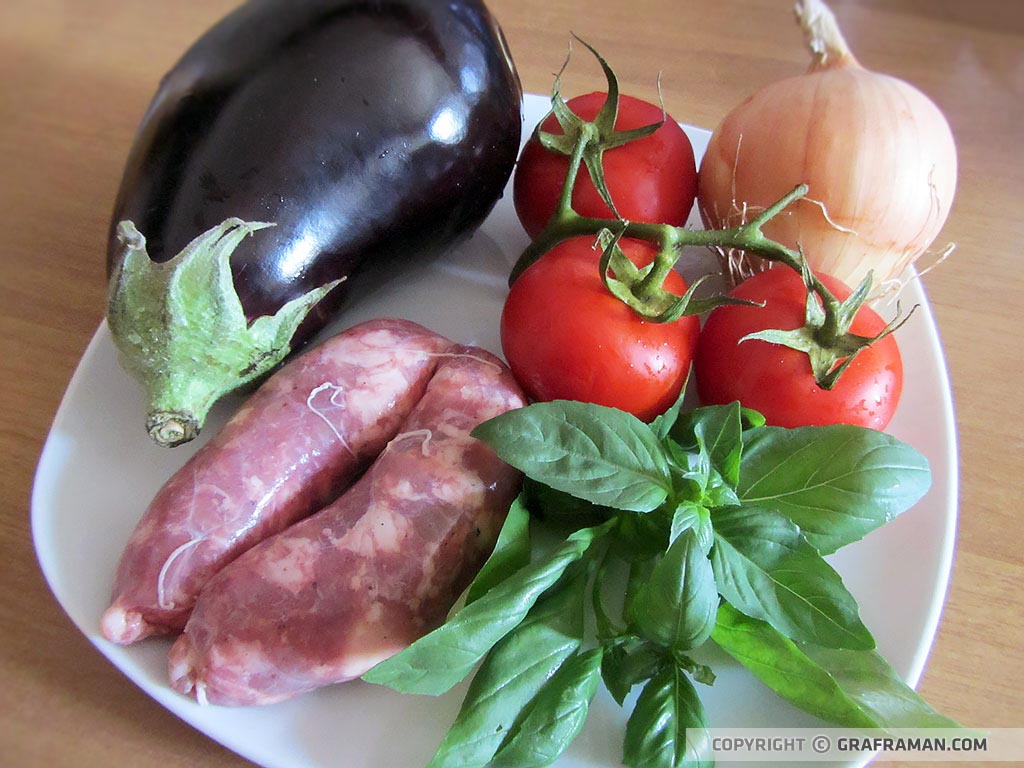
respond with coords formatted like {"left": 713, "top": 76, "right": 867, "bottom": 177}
{"left": 106, "top": 0, "right": 522, "bottom": 447}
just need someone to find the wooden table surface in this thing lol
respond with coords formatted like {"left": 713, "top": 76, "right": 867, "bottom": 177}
{"left": 2, "top": 1, "right": 1021, "bottom": 766}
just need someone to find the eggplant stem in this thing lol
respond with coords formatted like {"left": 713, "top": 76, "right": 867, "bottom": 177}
{"left": 147, "top": 412, "right": 200, "bottom": 448}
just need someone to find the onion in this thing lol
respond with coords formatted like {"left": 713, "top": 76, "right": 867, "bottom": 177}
{"left": 697, "top": 0, "right": 957, "bottom": 296}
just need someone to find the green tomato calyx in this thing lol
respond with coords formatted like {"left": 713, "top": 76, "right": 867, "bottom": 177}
{"left": 740, "top": 256, "right": 914, "bottom": 390}
{"left": 535, "top": 36, "right": 666, "bottom": 222}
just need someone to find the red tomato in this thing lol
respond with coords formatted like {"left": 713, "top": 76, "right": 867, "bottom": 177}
{"left": 513, "top": 93, "right": 698, "bottom": 239}
{"left": 501, "top": 236, "right": 700, "bottom": 421}
{"left": 694, "top": 268, "right": 903, "bottom": 430}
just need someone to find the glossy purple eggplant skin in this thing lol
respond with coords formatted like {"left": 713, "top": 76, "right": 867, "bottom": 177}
{"left": 106, "top": 0, "right": 522, "bottom": 340}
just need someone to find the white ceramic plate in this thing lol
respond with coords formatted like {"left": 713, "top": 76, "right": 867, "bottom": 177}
{"left": 32, "top": 94, "right": 958, "bottom": 768}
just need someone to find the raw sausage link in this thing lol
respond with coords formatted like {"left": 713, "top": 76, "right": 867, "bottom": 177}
{"left": 102, "top": 319, "right": 455, "bottom": 644}
{"left": 168, "top": 346, "right": 525, "bottom": 706}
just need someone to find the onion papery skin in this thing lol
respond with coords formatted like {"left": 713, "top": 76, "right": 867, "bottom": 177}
{"left": 697, "top": 64, "right": 957, "bottom": 294}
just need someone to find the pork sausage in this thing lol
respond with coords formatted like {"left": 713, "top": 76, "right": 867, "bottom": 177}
{"left": 102, "top": 318, "right": 455, "bottom": 644}
{"left": 168, "top": 347, "right": 525, "bottom": 705}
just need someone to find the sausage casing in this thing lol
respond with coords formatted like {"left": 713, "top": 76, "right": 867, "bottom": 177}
{"left": 102, "top": 319, "right": 455, "bottom": 644}
{"left": 168, "top": 347, "right": 525, "bottom": 705}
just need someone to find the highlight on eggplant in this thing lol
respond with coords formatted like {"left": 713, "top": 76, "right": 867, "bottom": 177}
{"left": 105, "top": 0, "right": 523, "bottom": 447}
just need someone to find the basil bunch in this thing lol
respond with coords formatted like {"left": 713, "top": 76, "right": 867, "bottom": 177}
{"left": 363, "top": 400, "right": 958, "bottom": 767}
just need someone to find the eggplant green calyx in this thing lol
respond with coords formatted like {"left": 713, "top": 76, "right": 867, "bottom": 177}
{"left": 740, "top": 257, "right": 914, "bottom": 390}
{"left": 107, "top": 218, "right": 343, "bottom": 447}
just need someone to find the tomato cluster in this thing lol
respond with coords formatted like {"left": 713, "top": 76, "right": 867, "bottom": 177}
{"left": 503, "top": 90, "right": 904, "bottom": 431}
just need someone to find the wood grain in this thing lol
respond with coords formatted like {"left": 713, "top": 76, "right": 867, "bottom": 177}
{"left": 2, "top": 1, "right": 1021, "bottom": 766}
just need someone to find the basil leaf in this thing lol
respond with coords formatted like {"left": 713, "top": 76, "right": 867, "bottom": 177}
{"left": 650, "top": 382, "right": 689, "bottom": 441}
{"left": 426, "top": 568, "right": 586, "bottom": 768}
{"left": 632, "top": 529, "right": 718, "bottom": 652}
{"left": 616, "top": 512, "right": 671, "bottom": 561}
{"left": 665, "top": 405, "right": 743, "bottom": 512}
{"left": 711, "top": 602, "right": 874, "bottom": 727}
{"left": 801, "top": 644, "right": 962, "bottom": 729}
{"left": 472, "top": 401, "right": 672, "bottom": 512}
{"left": 602, "top": 637, "right": 665, "bottom": 706}
{"left": 665, "top": 440, "right": 708, "bottom": 501}
{"left": 703, "top": 468, "right": 741, "bottom": 509}
{"left": 711, "top": 506, "right": 874, "bottom": 650}
{"left": 670, "top": 502, "right": 713, "bottom": 555}
{"left": 623, "top": 556, "right": 656, "bottom": 627}
{"left": 738, "top": 425, "right": 931, "bottom": 555}
{"left": 363, "top": 519, "right": 614, "bottom": 694}
{"left": 740, "top": 407, "right": 767, "bottom": 430}
{"left": 592, "top": 543, "right": 626, "bottom": 641}
{"left": 671, "top": 402, "right": 744, "bottom": 488}
{"left": 623, "top": 666, "right": 714, "bottom": 768}
{"left": 666, "top": 440, "right": 741, "bottom": 510}
{"left": 465, "top": 494, "right": 532, "bottom": 605}
{"left": 490, "top": 648, "right": 605, "bottom": 768}
{"left": 712, "top": 603, "right": 960, "bottom": 729}
{"left": 522, "top": 478, "right": 614, "bottom": 528}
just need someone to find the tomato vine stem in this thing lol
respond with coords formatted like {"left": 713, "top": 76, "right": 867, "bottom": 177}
{"left": 510, "top": 174, "right": 820, "bottom": 306}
